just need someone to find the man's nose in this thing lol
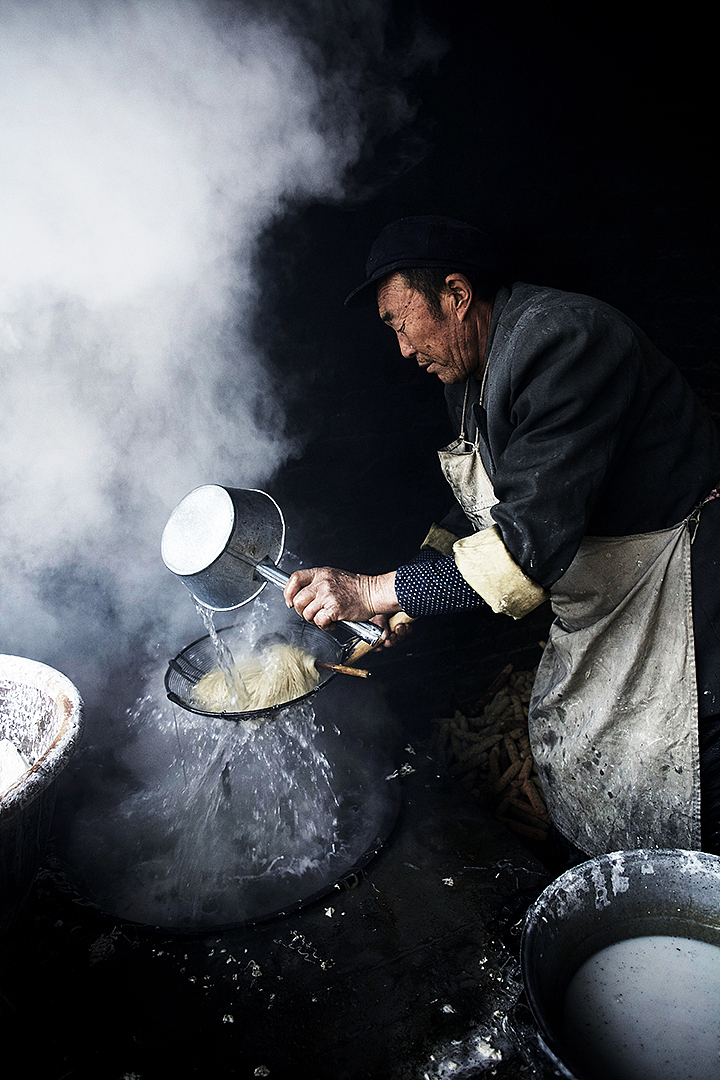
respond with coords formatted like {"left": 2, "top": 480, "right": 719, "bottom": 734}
{"left": 397, "top": 336, "right": 416, "bottom": 358}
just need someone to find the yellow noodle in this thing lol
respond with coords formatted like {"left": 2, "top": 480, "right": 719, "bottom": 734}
{"left": 192, "top": 643, "right": 320, "bottom": 713}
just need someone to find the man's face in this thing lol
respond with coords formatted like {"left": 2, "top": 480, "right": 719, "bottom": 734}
{"left": 376, "top": 272, "right": 479, "bottom": 383}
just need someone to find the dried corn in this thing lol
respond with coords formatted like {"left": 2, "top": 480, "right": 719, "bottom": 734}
{"left": 430, "top": 660, "right": 550, "bottom": 846}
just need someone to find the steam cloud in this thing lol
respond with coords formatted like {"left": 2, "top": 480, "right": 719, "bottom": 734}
{"left": 0, "top": 0, "right": 434, "bottom": 717}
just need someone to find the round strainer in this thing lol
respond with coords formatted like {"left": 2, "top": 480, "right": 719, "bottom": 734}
{"left": 165, "top": 618, "right": 345, "bottom": 722}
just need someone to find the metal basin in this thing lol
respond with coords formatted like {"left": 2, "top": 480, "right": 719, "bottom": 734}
{"left": 0, "top": 655, "right": 83, "bottom": 933}
{"left": 521, "top": 848, "right": 720, "bottom": 1079}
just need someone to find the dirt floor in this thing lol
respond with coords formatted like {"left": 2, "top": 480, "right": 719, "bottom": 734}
{"left": 1, "top": 607, "right": 567, "bottom": 1080}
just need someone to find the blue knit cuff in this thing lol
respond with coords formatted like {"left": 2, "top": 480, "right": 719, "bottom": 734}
{"left": 395, "top": 548, "right": 486, "bottom": 617}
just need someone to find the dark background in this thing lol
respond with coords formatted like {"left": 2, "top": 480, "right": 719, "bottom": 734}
{"left": 3, "top": 6, "right": 718, "bottom": 1079}
{"left": 255, "top": 0, "right": 717, "bottom": 576}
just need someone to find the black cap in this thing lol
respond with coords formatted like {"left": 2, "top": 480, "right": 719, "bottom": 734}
{"left": 344, "top": 215, "right": 501, "bottom": 307}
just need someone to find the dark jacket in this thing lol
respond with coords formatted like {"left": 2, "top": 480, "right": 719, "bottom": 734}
{"left": 443, "top": 282, "right": 720, "bottom": 717}
{"left": 445, "top": 283, "right": 720, "bottom": 585}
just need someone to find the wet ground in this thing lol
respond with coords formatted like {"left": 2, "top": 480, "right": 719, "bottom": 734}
{"left": 0, "top": 607, "right": 564, "bottom": 1080}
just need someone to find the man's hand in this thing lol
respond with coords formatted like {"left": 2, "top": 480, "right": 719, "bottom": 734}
{"left": 283, "top": 567, "right": 400, "bottom": 631}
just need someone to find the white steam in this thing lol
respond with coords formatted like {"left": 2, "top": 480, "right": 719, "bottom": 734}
{"left": 0, "top": 0, "right": 411, "bottom": 711}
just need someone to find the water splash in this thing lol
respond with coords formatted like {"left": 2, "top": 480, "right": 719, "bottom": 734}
{"left": 193, "top": 598, "right": 247, "bottom": 703}
{"left": 57, "top": 650, "right": 399, "bottom": 930}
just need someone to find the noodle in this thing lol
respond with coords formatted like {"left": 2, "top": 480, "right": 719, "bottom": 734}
{"left": 191, "top": 643, "right": 320, "bottom": 713}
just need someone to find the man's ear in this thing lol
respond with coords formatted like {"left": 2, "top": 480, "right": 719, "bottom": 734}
{"left": 443, "top": 272, "right": 473, "bottom": 321}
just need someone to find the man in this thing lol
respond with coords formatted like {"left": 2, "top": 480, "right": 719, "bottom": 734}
{"left": 284, "top": 215, "right": 720, "bottom": 858}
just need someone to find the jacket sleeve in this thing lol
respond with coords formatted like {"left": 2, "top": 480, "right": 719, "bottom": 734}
{"left": 394, "top": 547, "right": 487, "bottom": 617}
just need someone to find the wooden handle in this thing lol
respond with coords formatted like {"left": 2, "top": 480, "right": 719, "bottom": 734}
{"left": 345, "top": 611, "right": 415, "bottom": 666}
{"left": 316, "top": 661, "right": 371, "bottom": 679}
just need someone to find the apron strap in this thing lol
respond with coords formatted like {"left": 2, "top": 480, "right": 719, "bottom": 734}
{"left": 689, "top": 483, "right": 720, "bottom": 542}
{"left": 460, "top": 373, "right": 489, "bottom": 449}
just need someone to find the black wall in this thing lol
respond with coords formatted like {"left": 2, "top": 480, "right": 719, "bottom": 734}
{"left": 258, "top": 1, "right": 717, "bottom": 574}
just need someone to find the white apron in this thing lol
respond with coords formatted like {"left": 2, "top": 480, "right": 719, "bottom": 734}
{"left": 438, "top": 376, "right": 499, "bottom": 533}
{"left": 437, "top": 379, "right": 700, "bottom": 856}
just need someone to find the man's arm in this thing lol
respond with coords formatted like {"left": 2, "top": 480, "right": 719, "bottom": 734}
{"left": 283, "top": 567, "right": 400, "bottom": 629}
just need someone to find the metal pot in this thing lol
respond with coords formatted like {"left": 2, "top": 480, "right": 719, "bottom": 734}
{"left": 161, "top": 485, "right": 382, "bottom": 647}
{"left": 161, "top": 486, "right": 285, "bottom": 610}
{"left": 520, "top": 848, "right": 720, "bottom": 1079}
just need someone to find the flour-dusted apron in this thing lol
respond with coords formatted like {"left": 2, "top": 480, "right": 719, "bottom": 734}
{"left": 437, "top": 377, "right": 498, "bottom": 532}
{"left": 530, "top": 523, "right": 700, "bottom": 855}
{"left": 437, "top": 381, "right": 701, "bottom": 856}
